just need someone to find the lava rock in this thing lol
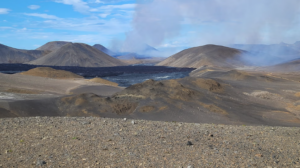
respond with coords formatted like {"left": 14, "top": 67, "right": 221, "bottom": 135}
{"left": 187, "top": 141, "right": 193, "bottom": 146}
{"left": 36, "top": 160, "right": 46, "bottom": 166}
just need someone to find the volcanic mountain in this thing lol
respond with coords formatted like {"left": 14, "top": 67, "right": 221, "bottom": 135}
{"left": 36, "top": 41, "right": 71, "bottom": 52}
{"left": 93, "top": 44, "right": 117, "bottom": 57}
{"left": 232, "top": 42, "right": 300, "bottom": 65}
{"left": 265, "top": 58, "right": 300, "bottom": 72}
{"left": 0, "top": 43, "right": 50, "bottom": 63}
{"left": 157, "top": 44, "right": 246, "bottom": 68}
{"left": 29, "top": 43, "right": 126, "bottom": 67}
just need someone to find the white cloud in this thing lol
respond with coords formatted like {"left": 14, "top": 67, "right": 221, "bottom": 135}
{"left": 90, "top": 4, "right": 135, "bottom": 12}
{"left": 90, "top": 8, "right": 98, "bottom": 12}
{"left": 28, "top": 5, "right": 40, "bottom": 10}
{"left": 54, "top": 0, "right": 90, "bottom": 14}
{"left": 0, "top": 30, "right": 116, "bottom": 48}
{"left": 99, "top": 13, "right": 109, "bottom": 18}
{"left": 88, "top": 0, "right": 130, "bottom": 3}
{"left": 0, "top": 8, "right": 10, "bottom": 14}
{"left": 21, "top": 15, "right": 132, "bottom": 38}
{"left": 0, "top": 26, "right": 13, "bottom": 30}
{"left": 24, "top": 13, "right": 60, "bottom": 20}
{"left": 95, "top": 0, "right": 104, "bottom": 3}
{"left": 90, "top": 3, "right": 136, "bottom": 18}
{"left": 128, "top": 0, "right": 300, "bottom": 47}
{"left": 33, "top": 44, "right": 41, "bottom": 47}
{"left": 14, "top": 27, "right": 29, "bottom": 33}
{"left": 99, "top": 4, "right": 136, "bottom": 10}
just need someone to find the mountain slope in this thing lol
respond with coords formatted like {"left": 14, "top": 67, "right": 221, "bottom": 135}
{"left": 93, "top": 44, "right": 117, "bottom": 57}
{"left": 20, "top": 67, "right": 84, "bottom": 79}
{"left": 265, "top": 58, "right": 300, "bottom": 72}
{"left": 36, "top": 41, "right": 71, "bottom": 52}
{"left": 29, "top": 43, "right": 127, "bottom": 67}
{"left": 0, "top": 43, "right": 49, "bottom": 63}
{"left": 231, "top": 42, "right": 300, "bottom": 65}
{"left": 157, "top": 44, "right": 245, "bottom": 68}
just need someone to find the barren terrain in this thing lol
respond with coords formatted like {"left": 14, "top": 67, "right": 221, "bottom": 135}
{"left": 1, "top": 43, "right": 300, "bottom": 167}
{"left": 0, "top": 68, "right": 124, "bottom": 118}
{"left": 1, "top": 66, "right": 300, "bottom": 126}
{"left": 1, "top": 117, "right": 300, "bottom": 167}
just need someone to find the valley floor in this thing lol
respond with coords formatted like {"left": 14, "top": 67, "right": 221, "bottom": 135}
{"left": 1, "top": 117, "right": 300, "bottom": 168}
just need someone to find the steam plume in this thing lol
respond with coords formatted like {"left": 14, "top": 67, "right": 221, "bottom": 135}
{"left": 119, "top": 0, "right": 300, "bottom": 58}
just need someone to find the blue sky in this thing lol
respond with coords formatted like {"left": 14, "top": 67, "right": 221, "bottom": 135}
{"left": 0, "top": 0, "right": 137, "bottom": 50}
{"left": 1, "top": 0, "right": 300, "bottom": 55}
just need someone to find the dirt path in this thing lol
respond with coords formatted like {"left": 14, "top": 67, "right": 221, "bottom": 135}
{"left": 1, "top": 117, "right": 299, "bottom": 167}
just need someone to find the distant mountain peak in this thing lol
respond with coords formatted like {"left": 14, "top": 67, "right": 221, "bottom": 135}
{"left": 93, "top": 44, "right": 117, "bottom": 57}
{"left": 36, "top": 41, "right": 71, "bottom": 52}
{"left": 30, "top": 43, "right": 126, "bottom": 67}
{"left": 93, "top": 44, "right": 105, "bottom": 48}
{"left": 0, "top": 43, "right": 49, "bottom": 63}
{"left": 143, "top": 44, "right": 158, "bottom": 52}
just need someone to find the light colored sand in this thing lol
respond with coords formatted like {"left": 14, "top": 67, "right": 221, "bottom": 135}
{"left": 88, "top": 77, "right": 118, "bottom": 86}
{"left": 0, "top": 73, "right": 123, "bottom": 99}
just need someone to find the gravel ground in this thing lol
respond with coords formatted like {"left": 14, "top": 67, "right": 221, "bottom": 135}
{"left": 1, "top": 117, "right": 300, "bottom": 168}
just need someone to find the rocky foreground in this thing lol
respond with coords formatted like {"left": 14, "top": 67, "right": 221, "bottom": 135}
{"left": 1, "top": 117, "right": 300, "bottom": 168}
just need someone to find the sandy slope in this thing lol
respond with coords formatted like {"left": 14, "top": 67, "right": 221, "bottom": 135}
{"left": 0, "top": 73, "right": 83, "bottom": 95}
{"left": 1, "top": 67, "right": 300, "bottom": 126}
{"left": 0, "top": 73, "right": 122, "bottom": 96}
{"left": 0, "top": 72, "right": 124, "bottom": 118}
{"left": 157, "top": 44, "right": 245, "bottom": 68}
{"left": 265, "top": 58, "right": 300, "bottom": 72}
{"left": 20, "top": 67, "right": 84, "bottom": 79}
{"left": 51, "top": 71, "right": 300, "bottom": 127}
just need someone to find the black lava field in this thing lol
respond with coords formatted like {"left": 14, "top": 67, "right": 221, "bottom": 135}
{"left": 0, "top": 64, "right": 195, "bottom": 87}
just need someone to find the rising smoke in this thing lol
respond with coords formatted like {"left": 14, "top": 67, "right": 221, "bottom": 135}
{"left": 118, "top": 0, "right": 300, "bottom": 58}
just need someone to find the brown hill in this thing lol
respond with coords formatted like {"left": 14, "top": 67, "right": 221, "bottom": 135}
{"left": 57, "top": 78, "right": 224, "bottom": 118}
{"left": 29, "top": 43, "right": 127, "bottom": 67}
{"left": 157, "top": 44, "right": 245, "bottom": 68}
{"left": 53, "top": 74, "right": 300, "bottom": 126}
{"left": 2, "top": 67, "right": 300, "bottom": 127}
{"left": 36, "top": 41, "right": 71, "bottom": 52}
{"left": 0, "top": 43, "right": 50, "bottom": 63}
{"left": 266, "top": 58, "right": 300, "bottom": 72}
{"left": 191, "top": 68, "right": 282, "bottom": 83}
{"left": 20, "top": 67, "right": 84, "bottom": 79}
{"left": 88, "top": 77, "right": 118, "bottom": 86}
